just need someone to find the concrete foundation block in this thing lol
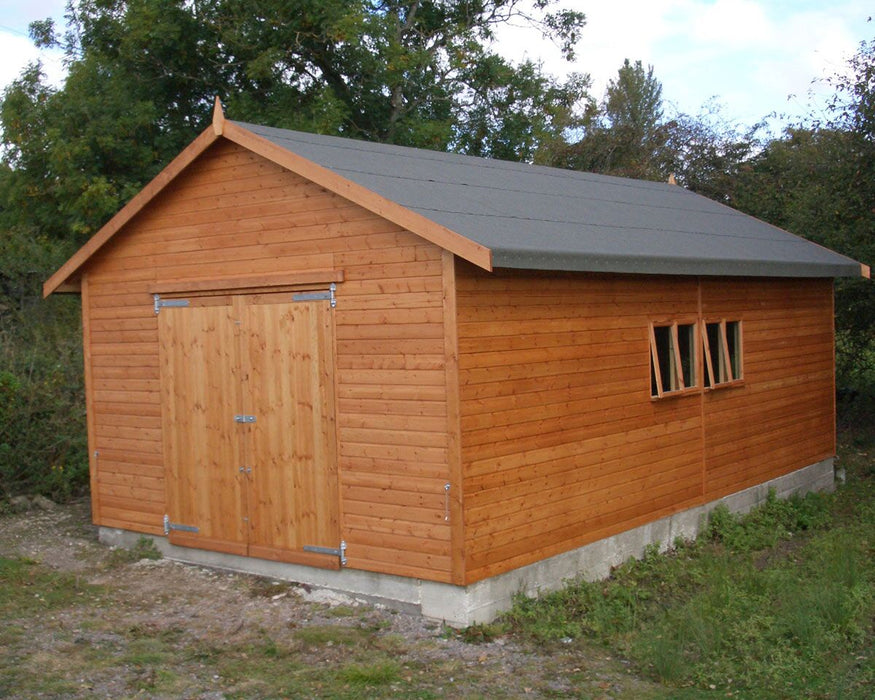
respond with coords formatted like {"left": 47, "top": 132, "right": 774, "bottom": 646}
{"left": 99, "top": 458, "right": 834, "bottom": 628}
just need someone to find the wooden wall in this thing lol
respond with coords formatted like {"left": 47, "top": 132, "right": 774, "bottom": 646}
{"left": 76, "top": 135, "right": 836, "bottom": 588}
{"left": 701, "top": 278, "right": 835, "bottom": 498}
{"left": 81, "top": 139, "right": 454, "bottom": 582}
{"left": 455, "top": 264, "right": 835, "bottom": 584}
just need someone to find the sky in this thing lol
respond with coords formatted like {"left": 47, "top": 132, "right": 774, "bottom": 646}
{"left": 0, "top": 0, "right": 872, "bottom": 133}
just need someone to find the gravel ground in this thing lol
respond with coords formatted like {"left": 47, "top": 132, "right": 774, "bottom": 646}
{"left": 0, "top": 497, "right": 660, "bottom": 699}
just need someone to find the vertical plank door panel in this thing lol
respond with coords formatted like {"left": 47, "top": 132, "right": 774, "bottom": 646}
{"left": 245, "top": 298, "right": 341, "bottom": 567}
{"left": 158, "top": 301, "right": 247, "bottom": 555}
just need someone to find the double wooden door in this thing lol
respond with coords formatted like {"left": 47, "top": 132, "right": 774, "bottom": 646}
{"left": 158, "top": 292, "right": 340, "bottom": 568}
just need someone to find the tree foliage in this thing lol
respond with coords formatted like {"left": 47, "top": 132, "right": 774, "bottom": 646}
{"left": 549, "top": 60, "right": 765, "bottom": 194}
{"left": 0, "top": 0, "right": 589, "bottom": 245}
{"left": 0, "top": 227, "right": 86, "bottom": 502}
{"left": 730, "top": 40, "right": 875, "bottom": 387}
{"left": 549, "top": 59, "right": 670, "bottom": 179}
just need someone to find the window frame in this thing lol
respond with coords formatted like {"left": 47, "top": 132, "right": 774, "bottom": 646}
{"left": 649, "top": 318, "right": 744, "bottom": 400}
{"left": 702, "top": 319, "right": 744, "bottom": 389}
{"left": 649, "top": 320, "right": 700, "bottom": 399}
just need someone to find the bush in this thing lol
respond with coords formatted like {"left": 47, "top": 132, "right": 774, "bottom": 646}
{"left": 0, "top": 229, "right": 87, "bottom": 501}
{"left": 706, "top": 489, "right": 832, "bottom": 553}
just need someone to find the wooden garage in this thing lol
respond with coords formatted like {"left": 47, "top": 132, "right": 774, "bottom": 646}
{"left": 45, "top": 101, "right": 868, "bottom": 622}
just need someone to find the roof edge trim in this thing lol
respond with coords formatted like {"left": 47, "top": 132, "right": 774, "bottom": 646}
{"left": 491, "top": 248, "right": 867, "bottom": 279}
{"left": 222, "top": 121, "right": 493, "bottom": 271}
{"left": 43, "top": 126, "right": 222, "bottom": 297}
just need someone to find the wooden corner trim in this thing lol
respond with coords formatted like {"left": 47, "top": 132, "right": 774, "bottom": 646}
{"left": 861, "top": 263, "right": 871, "bottom": 279}
{"left": 80, "top": 274, "right": 101, "bottom": 523}
{"left": 221, "top": 121, "right": 494, "bottom": 272}
{"left": 43, "top": 126, "right": 221, "bottom": 298}
{"left": 441, "top": 251, "right": 466, "bottom": 585}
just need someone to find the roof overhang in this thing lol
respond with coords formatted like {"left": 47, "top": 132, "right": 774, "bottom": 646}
{"left": 44, "top": 99, "right": 869, "bottom": 296}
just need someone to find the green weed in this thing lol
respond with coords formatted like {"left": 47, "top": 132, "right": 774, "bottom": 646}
{"left": 706, "top": 488, "right": 832, "bottom": 552}
{"left": 337, "top": 659, "right": 401, "bottom": 687}
{"left": 293, "top": 624, "right": 369, "bottom": 647}
{"left": 457, "top": 621, "right": 507, "bottom": 644}
{"left": 0, "top": 556, "right": 101, "bottom": 613}
{"left": 107, "top": 536, "right": 162, "bottom": 566}
{"left": 325, "top": 603, "right": 358, "bottom": 617}
{"left": 503, "top": 434, "right": 875, "bottom": 696}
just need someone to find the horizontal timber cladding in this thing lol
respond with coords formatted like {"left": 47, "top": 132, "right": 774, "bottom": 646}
{"left": 701, "top": 278, "right": 835, "bottom": 499}
{"left": 455, "top": 264, "right": 837, "bottom": 584}
{"left": 456, "top": 264, "right": 704, "bottom": 583}
{"left": 80, "top": 139, "right": 454, "bottom": 582}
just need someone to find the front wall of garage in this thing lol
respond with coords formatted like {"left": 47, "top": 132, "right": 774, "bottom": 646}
{"left": 80, "top": 139, "right": 454, "bottom": 582}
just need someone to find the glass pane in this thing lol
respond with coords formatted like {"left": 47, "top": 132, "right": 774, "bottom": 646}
{"left": 706, "top": 322, "right": 722, "bottom": 385}
{"left": 726, "top": 321, "right": 741, "bottom": 380}
{"left": 678, "top": 324, "right": 696, "bottom": 388}
{"left": 653, "top": 325, "right": 674, "bottom": 394}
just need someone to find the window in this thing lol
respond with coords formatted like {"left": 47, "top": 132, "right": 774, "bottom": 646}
{"left": 650, "top": 322, "right": 697, "bottom": 397}
{"left": 703, "top": 320, "right": 742, "bottom": 387}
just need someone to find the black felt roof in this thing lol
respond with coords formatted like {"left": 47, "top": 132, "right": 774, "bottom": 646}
{"left": 241, "top": 121, "right": 863, "bottom": 278}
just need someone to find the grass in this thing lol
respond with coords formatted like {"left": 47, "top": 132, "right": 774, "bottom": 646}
{"left": 0, "top": 556, "right": 102, "bottom": 614}
{"left": 336, "top": 660, "right": 403, "bottom": 688}
{"left": 293, "top": 623, "right": 371, "bottom": 647}
{"left": 1, "top": 416, "right": 871, "bottom": 698}
{"left": 105, "top": 535, "right": 162, "bottom": 566}
{"left": 503, "top": 422, "right": 875, "bottom": 698}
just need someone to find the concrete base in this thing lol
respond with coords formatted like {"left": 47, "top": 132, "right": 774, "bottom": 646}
{"left": 100, "top": 458, "right": 834, "bottom": 628}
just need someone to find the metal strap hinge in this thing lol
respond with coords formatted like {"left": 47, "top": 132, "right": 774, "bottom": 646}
{"left": 163, "top": 514, "right": 199, "bottom": 535}
{"left": 303, "top": 540, "right": 347, "bottom": 566}
{"left": 292, "top": 282, "right": 336, "bottom": 308}
{"left": 234, "top": 414, "right": 256, "bottom": 424}
{"left": 153, "top": 294, "right": 189, "bottom": 314}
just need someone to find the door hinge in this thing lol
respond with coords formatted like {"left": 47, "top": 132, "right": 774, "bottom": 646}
{"left": 303, "top": 540, "right": 347, "bottom": 566}
{"left": 292, "top": 282, "right": 336, "bottom": 308}
{"left": 234, "top": 414, "right": 257, "bottom": 424}
{"left": 164, "top": 514, "right": 199, "bottom": 535}
{"left": 153, "top": 294, "right": 189, "bottom": 314}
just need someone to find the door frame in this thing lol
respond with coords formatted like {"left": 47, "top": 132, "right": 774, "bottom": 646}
{"left": 154, "top": 274, "right": 344, "bottom": 568}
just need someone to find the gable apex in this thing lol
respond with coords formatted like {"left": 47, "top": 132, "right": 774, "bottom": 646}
{"left": 43, "top": 121, "right": 493, "bottom": 297}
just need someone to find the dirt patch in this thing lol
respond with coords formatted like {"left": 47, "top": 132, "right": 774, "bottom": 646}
{"left": 0, "top": 498, "right": 663, "bottom": 699}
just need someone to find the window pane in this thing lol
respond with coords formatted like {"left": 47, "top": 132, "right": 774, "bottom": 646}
{"left": 706, "top": 322, "right": 722, "bottom": 385}
{"left": 678, "top": 324, "right": 696, "bottom": 388}
{"left": 652, "top": 325, "right": 674, "bottom": 395}
{"left": 726, "top": 321, "right": 741, "bottom": 380}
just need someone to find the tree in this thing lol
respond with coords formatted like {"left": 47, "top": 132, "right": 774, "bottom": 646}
{"left": 729, "top": 39, "right": 875, "bottom": 390}
{"left": 453, "top": 58, "right": 591, "bottom": 161}
{"left": 551, "top": 59, "right": 669, "bottom": 179}
{"left": 604, "top": 59, "right": 663, "bottom": 142}
{"left": 662, "top": 102, "right": 766, "bottom": 203}
{"left": 0, "top": 1, "right": 589, "bottom": 245}
{"left": 1, "top": 1, "right": 225, "bottom": 242}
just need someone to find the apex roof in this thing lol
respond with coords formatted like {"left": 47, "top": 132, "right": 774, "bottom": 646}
{"left": 243, "top": 121, "right": 865, "bottom": 279}
{"left": 45, "top": 101, "right": 868, "bottom": 296}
